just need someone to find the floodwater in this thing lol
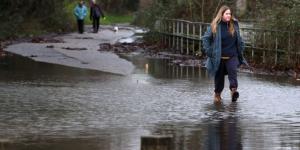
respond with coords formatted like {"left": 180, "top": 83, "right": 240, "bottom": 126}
{"left": 0, "top": 53, "right": 299, "bottom": 150}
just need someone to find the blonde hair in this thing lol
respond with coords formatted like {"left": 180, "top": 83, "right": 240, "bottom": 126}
{"left": 211, "top": 5, "right": 235, "bottom": 36}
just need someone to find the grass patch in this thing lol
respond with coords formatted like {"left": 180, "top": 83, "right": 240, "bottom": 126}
{"left": 64, "top": 2, "right": 134, "bottom": 25}
{"left": 101, "top": 14, "right": 134, "bottom": 25}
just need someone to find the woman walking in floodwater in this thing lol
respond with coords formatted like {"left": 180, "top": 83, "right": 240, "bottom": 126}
{"left": 202, "top": 5, "right": 248, "bottom": 103}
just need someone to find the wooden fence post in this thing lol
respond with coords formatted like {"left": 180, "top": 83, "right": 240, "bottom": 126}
{"left": 287, "top": 31, "right": 291, "bottom": 64}
{"left": 192, "top": 23, "right": 195, "bottom": 55}
{"left": 181, "top": 21, "right": 184, "bottom": 54}
{"left": 251, "top": 30, "right": 254, "bottom": 61}
{"left": 176, "top": 21, "right": 179, "bottom": 51}
{"left": 263, "top": 32, "right": 266, "bottom": 63}
{"left": 199, "top": 24, "right": 202, "bottom": 55}
{"left": 164, "top": 20, "right": 167, "bottom": 46}
{"left": 275, "top": 34, "right": 278, "bottom": 65}
{"left": 173, "top": 21, "right": 175, "bottom": 50}
{"left": 186, "top": 22, "right": 189, "bottom": 55}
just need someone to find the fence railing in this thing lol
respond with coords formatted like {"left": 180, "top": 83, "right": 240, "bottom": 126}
{"left": 156, "top": 18, "right": 300, "bottom": 66}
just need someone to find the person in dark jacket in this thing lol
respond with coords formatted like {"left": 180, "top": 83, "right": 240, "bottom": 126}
{"left": 74, "top": 1, "right": 88, "bottom": 34}
{"left": 202, "top": 5, "right": 248, "bottom": 103}
{"left": 90, "top": 0, "right": 105, "bottom": 33}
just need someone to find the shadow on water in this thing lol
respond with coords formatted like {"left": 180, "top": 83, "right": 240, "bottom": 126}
{"left": 0, "top": 53, "right": 300, "bottom": 150}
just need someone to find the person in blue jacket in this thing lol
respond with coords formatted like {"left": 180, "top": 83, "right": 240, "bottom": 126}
{"left": 74, "top": 1, "right": 88, "bottom": 34}
{"left": 202, "top": 5, "right": 248, "bottom": 103}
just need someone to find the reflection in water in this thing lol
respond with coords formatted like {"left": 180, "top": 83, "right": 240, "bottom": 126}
{"left": 126, "top": 56, "right": 209, "bottom": 80}
{"left": 147, "top": 103, "right": 243, "bottom": 150}
{"left": 205, "top": 103, "right": 242, "bottom": 150}
{"left": 141, "top": 136, "right": 172, "bottom": 150}
{"left": 0, "top": 54, "right": 299, "bottom": 150}
{"left": 1, "top": 138, "right": 112, "bottom": 150}
{"left": 146, "top": 59, "right": 208, "bottom": 79}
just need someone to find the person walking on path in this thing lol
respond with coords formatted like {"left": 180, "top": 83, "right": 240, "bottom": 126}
{"left": 202, "top": 5, "right": 248, "bottom": 103}
{"left": 74, "top": 1, "right": 88, "bottom": 34}
{"left": 90, "top": 0, "right": 105, "bottom": 33}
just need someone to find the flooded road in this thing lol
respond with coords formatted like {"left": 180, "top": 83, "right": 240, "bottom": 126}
{"left": 0, "top": 53, "right": 299, "bottom": 150}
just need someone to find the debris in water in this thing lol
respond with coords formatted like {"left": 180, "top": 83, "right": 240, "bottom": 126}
{"left": 75, "top": 37, "right": 94, "bottom": 39}
{"left": 46, "top": 45, "right": 54, "bottom": 48}
{"left": 31, "top": 37, "right": 64, "bottom": 43}
{"left": 62, "top": 47, "right": 87, "bottom": 51}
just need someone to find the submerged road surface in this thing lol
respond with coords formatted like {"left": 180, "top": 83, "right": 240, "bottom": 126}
{"left": 0, "top": 53, "right": 299, "bottom": 150}
{"left": 4, "top": 25, "right": 139, "bottom": 75}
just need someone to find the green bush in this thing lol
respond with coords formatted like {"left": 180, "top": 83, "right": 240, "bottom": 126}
{"left": 0, "top": 0, "right": 73, "bottom": 39}
{"left": 0, "top": 0, "right": 137, "bottom": 39}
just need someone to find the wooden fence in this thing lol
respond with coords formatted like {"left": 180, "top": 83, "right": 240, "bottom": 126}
{"left": 156, "top": 19, "right": 300, "bottom": 66}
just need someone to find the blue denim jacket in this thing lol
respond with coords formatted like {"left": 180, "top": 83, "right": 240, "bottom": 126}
{"left": 202, "top": 21, "right": 248, "bottom": 77}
